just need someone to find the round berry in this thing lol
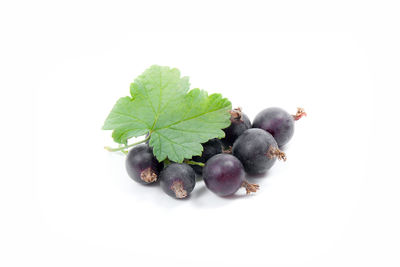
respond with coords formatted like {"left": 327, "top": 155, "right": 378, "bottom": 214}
{"left": 252, "top": 107, "right": 306, "bottom": 147}
{"left": 221, "top": 108, "right": 251, "bottom": 147}
{"left": 126, "top": 144, "right": 162, "bottom": 184}
{"left": 203, "top": 154, "right": 259, "bottom": 196}
{"left": 191, "top": 138, "right": 222, "bottom": 175}
{"left": 233, "top": 128, "right": 286, "bottom": 174}
{"left": 160, "top": 163, "right": 196, "bottom": 199}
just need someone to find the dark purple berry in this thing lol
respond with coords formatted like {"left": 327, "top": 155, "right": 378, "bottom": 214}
{"left": 252, "top": 107, "right": 306, "bottom": 147}
{"left": 203, "top": 154, "right": 259, "bottom": 196}
{"left": 233, "top": 128, "right": 286, "bottom": 175}
{"left": 221, "top": 108, "right": 251, "bottom": 147}
{"left": 160, "top": 163, "right": 196, "bottom": 199}
{"left": 191, "top": 138, "right": 222, "bottom": 174}
{"left": 126, "top": 144, "right": 162, "bottom": 184}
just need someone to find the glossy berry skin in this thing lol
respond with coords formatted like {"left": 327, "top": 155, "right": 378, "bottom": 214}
{"left": 203, "top": 154, "right": 245, "bottom": 196}
{"left": 252, "top": 107, "right": 294, "bottom": 147}
{"left": 126, "top": 144, "right": 162, "bottom": 185}
{"left": 160, "top": 163, "right": 196, "bottom": 199}
{"left": 233, "top": 128, "right": 279, "bottom": 174}
{"left": 191, "top": 138, "right": 222, "bottom": 175}
{"left": 221, "top": 110, "right": 251, "bottom": 147}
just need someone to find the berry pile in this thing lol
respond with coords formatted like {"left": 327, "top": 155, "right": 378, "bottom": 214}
{"left": 120, "top": 106, "right": 306, "bottom": 199}
{"left": 103, "top": 66, "right": 306, "bottom": 199}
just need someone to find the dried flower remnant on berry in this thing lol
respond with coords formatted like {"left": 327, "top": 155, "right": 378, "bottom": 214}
{"left": 140, "top": 168, "right": 158, "bottom": 183}
{"left": 292, "top": 107, "right": 307, "bottom": 121}
{"left": 242, "top": 181, "right": 260, "bottom": 194}
{"left": 229, "top": 107, "right": 243, "bottom": 122}
{"left": 170, "top": 180, "right": 188, "bottom": 199}
{"left": 266, "top": 146, "right": 287, "bottom": 161}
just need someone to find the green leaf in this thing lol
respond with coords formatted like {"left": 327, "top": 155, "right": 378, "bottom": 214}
{"left": 103, "top": 65, "right": 232, "bottom": 162}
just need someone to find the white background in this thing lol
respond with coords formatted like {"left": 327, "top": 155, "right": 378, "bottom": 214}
{"left": 1, "top": 1, "right": 400, "bottom": 266}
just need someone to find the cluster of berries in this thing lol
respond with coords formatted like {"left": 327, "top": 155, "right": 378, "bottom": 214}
{"left": 125, "top": 107, "right": 306, "bottom": 199}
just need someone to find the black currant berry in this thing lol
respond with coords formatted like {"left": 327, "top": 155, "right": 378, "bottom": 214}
{"left": 203, "top": 154, "right": 259, "bottom": 196}
{"left": 126, "top": 144, "right": 162, "bottom": 185}
{"left": 191, "top": 138, "right": 223, "bottom": 175}
{"left": 233, "top": 128, "right": 286, "bottom": 175}
{"left": 221, "top": 108, "right": 251, "bottom": 148}
{"left": 160, "top": 163, "right": 196, "bottom": 199}
{"left": 252, "top": 107, "right": 306, "bottom": 147}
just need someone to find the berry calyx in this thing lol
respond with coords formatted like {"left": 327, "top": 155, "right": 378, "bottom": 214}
{"left": 170, "top": 180, "right": 188, "bottom": 199}
{"left": 292, "top": 107, "right": 307, "bottom": 121}
{"left": 229, "top": 107, "right": 244, "bottom": 122}
{"left": 266, "top": 146, "right": 287, "bottom": 161}
{"left": 241, "top": 181, "right": 260, "bottom": 194}
{"left": 222, "top": 146, "right": 232, "bottom": 154}
{"left": 140, "top": 168, "right": 158, "bottom": 183}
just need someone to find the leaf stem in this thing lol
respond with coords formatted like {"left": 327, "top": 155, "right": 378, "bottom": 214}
{"left": 184, "top": 160, "right": 205, "bottom": 167}
{"left": 104, "top": 135, "right": 150, "bottom": 152}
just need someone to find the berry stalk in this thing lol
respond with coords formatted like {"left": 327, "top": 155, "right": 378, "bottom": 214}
{"left": 104, "top": 135, "right": 150, "bottom": 152}
{"left": 184, "top": 160, "right": 205, "bottom": 167}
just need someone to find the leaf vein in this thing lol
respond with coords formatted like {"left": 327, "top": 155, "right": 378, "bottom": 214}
{"left": 155, "top": 106, "right": 228, "bottom": 130}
